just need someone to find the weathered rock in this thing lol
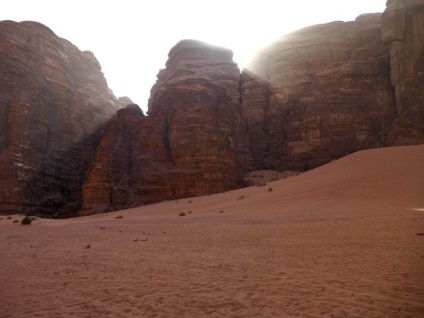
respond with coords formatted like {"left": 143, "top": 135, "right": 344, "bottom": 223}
{"left": 116, "top": 96, "right": 135, "bottom": 109}
{"left": 144, "top": 40, "right": 253, "bottom": 200}
{"left": 81, "top": 40, "right": 253, "bottom": 211}
{"left": 130, "top": 114, "right": 176, "bottom": 204}
{"left": 0, "top": 21, "right": 120, "bottom": 216}
{"left": 242, "top": 13, "right": 396, "bottom": 170}
{"left": 240, "top": 69, "right": 270, "bottom": 170}
{"left": 82, "top": 104, "right": 143, "bottom": 214}
{"left": 81, "top": 10, "right": 423, "bottom": 212}
{"left": 382, "top": 0, "right": 424, "bottom": 143}
{"left": 2, "top": 3, "right": 423, "bottom": 216}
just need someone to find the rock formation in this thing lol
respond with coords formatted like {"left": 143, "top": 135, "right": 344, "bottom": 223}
{"left": 82, "top": 40, "right": 253, "bottom": 211}
{"left": 0, "top": 21, "right": 120, "bottom": 216}
{"left": 1, "top": 0, "right": 423, "bottom": 217}
{"left": 81, "top": 104, "right": 143, "bottom": 214}
{"left": 242, "top": 13, "right": 396, "bottom": 171}
{"left": 81, "top": 13, "right": 407, "bottom": 212}
{"left": 144, "top": 40, "right": 253, "bottom": 198}
{"left": 381, "top": 0, "right": 424, "bottom": 143}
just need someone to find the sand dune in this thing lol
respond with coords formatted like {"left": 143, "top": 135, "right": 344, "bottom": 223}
{"left": 1, "top": 145, "right": 423, "bottom": 317}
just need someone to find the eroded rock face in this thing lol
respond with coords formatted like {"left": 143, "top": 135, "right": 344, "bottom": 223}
{"left": 242, "top": 13, "right": 396, "bottom": 170}
{"left": 382, "top": 0, "right": 424, "bottom": 143}
{"left": 81, "top": 40, "right": 253, "bottom": 211}
{"left": 0, "top": 21, "right": 120, "bottom": 216}
{"left": 2, "top": 3, "right": 423, "bottom": 216}
{"left": 81, "top": 104, "right": 143, "bottom": 214}
{"left": 145, "top": 40, "right": 253, "bottom": 199}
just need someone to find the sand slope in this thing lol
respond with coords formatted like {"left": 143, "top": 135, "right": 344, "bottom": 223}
{"left": 1, "top": 145, "right": 423, "bottom": 317}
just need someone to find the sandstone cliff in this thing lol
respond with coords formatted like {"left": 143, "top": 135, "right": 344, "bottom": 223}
{"left": 82, "top": 104, "right": 143, "bottom": 214}
{"left": 382, "top": 0, "right": 424, "bottom": 143}
{"left": 242, "top": 13, "right": 396, "bottom": 171}
{"left": 82, "top": 40, "right": 253, "bottom": 211}
{"left": 0, "top": 21, "right": 120, "bottom": 216}
{"left": 1, "top": 0, "right": 423, "bottom": 217}
{"left": 81, "top": 13, "right": 406, "bottom": 213}
{"left": 144, "top": 40, "right": 253, "bottom": 198}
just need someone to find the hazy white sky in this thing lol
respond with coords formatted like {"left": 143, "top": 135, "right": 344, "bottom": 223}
{"left": 3, "top": 0, "right": 387, "bottom": 111}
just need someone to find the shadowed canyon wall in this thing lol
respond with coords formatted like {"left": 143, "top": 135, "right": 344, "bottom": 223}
{"left": 1, "top": 0, "right": 423, "bottom": 216}
{"left": 381, "top": 0, "right": 424, "bottom": 142}
{"left": 0, "top": 21, "right": 120, "bottom": 216}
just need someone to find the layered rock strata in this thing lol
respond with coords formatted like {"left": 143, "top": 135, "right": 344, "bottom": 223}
{"left": 82, "top": 104, "right": 143, "bottom": 214}
{"left": 81, "top": 14, "right": 401, "bottom": 212}
{"left": 82, "top": 40, "right": 253, "bottom": 211}
{"left": 382, "top": 0, "right": 424, "bottom": 143}
{"left": 145, "top": 40, "right": 253, "bottom": 199}
{"left": 242, "top": 13, "right": 396, "bottom": 170}
{"left": 0, "top": 21, "right": 120, "bottom": 216}
{"left": 1, "top": 0, "right": 423, "bottom": 216}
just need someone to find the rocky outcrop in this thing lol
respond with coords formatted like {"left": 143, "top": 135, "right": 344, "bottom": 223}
{"left": 145, "top": 40, "right": 253, "bottom": 199}
{"left": 0, "top": 21, "right": 120, "bottom": 216}
{"left": 81, "top": 104, "right": 143, "bottom": 214}
{"left": 68, "top": 9, "right": 424, "bottom": 214}
{"left": 81, "top": 40, "right": 253, "bottom": 211}
{"left": 83, "top": 13, "right": 399, "bottom": 212}
{"left": 1, "top": 1, "right": 423, "bottom": 217}
{"left": 242, "top": 13, "right": 396, "bottom": 170}
{"left": 382, "top": 0, "right": 424, "bottom": 143}
{"left": 240, "top": 69, "right": 270, "bottom": 169}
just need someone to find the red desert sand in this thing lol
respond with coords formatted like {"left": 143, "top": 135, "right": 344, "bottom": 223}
{"left": 1, "top": 145, "right": 423, "bottom": 317}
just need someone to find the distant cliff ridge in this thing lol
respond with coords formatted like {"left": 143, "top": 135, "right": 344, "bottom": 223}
{"left": 0, "top": 0, "right": 423, "bottom": 216}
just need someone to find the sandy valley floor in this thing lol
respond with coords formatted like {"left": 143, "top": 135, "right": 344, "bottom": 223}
{"left": 1, "top": 145, "right": 423, "bottom": 317}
